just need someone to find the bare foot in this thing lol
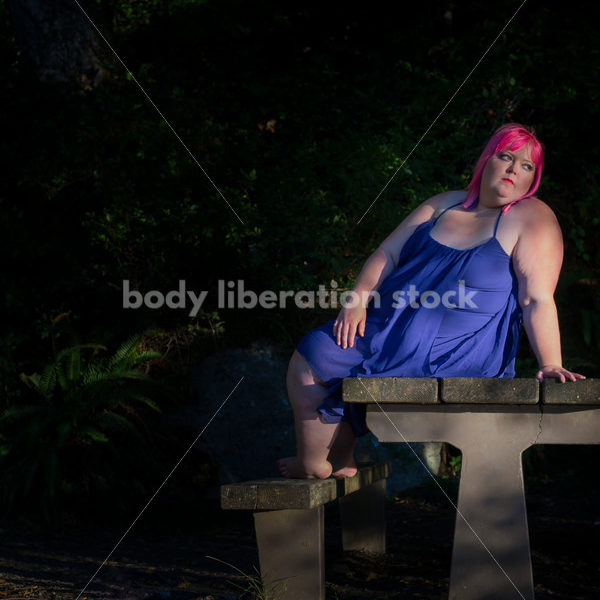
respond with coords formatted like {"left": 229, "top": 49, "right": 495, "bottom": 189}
{"left": 276, "top": 457, "right": 333, "bottom": 479}
{"left": 331, "top": 462, "right": 358, "bottom": 479}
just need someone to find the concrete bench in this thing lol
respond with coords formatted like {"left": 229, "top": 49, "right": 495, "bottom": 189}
{"left": 220, "top": 461, "right": 390, "bottom": 600}
{"left": 344, "top": 377, "right": 600, "bottom": 600}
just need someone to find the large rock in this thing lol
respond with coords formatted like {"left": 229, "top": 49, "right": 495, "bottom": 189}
{"left": 177, "top": 340, "right": 441, "bottom": 495}
{"left": 181, "top": 340, "right": 296, "bottom": 488}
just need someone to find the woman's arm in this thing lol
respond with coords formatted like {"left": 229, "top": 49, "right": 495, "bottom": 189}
{"left": 512, "top": 200, "right": 585, "bottom": 382}
{"left": 333, "top": 190, "right": 453, "bottom": 348}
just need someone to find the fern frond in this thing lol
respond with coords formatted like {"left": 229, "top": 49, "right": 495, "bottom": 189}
{"left": 19, "top": 372, "right": 41, "bottom": 392}
{"left": 115, "top": 370, "right": 152, "bottom": 381}
{"left": 55, "top": 360, "right": 68, "bottom": 391}
{"left": 65, "top": 346, "right": 81, "bottom": 383}
{"left": 0, "top": 404, "right": 45, "bottom": 426}
{"left": 78, "top": 426, "right": 110, "bottom": 443}
{"left": 95, "top": 412, "right": 148, "bottom": 446}
{"left": 81, "top": 363, "right": 107, "bottom": 385}
{"left": 38, "top": 364, "right": 57, "bottom": 397}
{"left": 126, "top": 393, "right": 161, "bottom": 412}
{"left": 55, "top": 344, "right": 107, "bottom": 364}
{"left": 108, "top": 334, "right": 143, "bottom": 370}
{"left": 130, "top": 350, "right": 163, "bottom": 364}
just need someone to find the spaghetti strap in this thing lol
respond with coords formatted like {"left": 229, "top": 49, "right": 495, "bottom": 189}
{"left": 435, "top": 200, "right": 503, "bottom": 239}
{"left": 433, "top": 201, "right": 464, "bottom": 223}
{"left": 492, "top": 208, "right": 503, "bottom": 238}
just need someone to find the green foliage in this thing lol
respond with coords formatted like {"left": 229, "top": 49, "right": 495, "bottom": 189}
{"left": 1, "top": 1, "right": 598, "bottom": 483}
{"left": 0, "top": 332, "right": 168, "bottom": 524}
{"left": 449, "top": 454, "right": 462, "bottom": 476}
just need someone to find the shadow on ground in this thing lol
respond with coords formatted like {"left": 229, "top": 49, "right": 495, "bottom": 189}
{"left": 0, "top": 470, "right": 598, "bottom": 599}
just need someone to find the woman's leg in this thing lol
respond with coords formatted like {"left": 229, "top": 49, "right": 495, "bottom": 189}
{"left": 327, "top": 421, "right": 358, "bottom": 478}
{"left": 277, "top": 350, "right": 357, "bottom": 479}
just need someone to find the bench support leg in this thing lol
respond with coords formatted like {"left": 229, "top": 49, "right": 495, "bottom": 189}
{"left": 253, "top": 506, "right": 325, "bottom": 600}
{"left": 339, "top": 478, "right": 387, "bottom": 553}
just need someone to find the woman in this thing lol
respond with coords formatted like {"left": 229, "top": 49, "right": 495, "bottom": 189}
{"left": 276, "top": 123, "right": 585, "bottom": 480}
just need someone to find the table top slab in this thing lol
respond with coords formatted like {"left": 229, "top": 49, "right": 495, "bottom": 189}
{"left": 440, "top": 377, "right": 538, "bottom": 404}
{"left": 343, "top": 377, "right": 598, "bottom": 405}
{"left": 343, "top": 377, "right": 438, "bottom": 404}
{"left": 542, "top": 378, "right": 600, "bottom": 404}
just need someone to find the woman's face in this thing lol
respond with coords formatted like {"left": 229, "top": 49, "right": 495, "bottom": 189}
{"left": 480, "top": 144, "right": 536, "bottom": 205}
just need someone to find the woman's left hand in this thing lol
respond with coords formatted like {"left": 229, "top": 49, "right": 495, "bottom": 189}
{"left": 536, "top": 364, "right": 586, "bottom": 383}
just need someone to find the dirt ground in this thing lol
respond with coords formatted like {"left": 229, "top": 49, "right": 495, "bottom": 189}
{"left": 0, "top": 475, "right": 598, "bottom": 600}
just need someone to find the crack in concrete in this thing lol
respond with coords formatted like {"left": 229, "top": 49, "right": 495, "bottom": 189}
{"left": 531, "top": 402, "right": 544, "bottom": 446}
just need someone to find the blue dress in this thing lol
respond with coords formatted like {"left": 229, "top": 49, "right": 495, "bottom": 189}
{"left": 296, "top": 201, "right": 523, "bottom": 437}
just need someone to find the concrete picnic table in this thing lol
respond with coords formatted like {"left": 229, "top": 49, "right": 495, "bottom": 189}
{"left": 343, "top": 377, "right": 600, "bottom": 600}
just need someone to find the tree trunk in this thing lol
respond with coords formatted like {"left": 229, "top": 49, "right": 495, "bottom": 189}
{"left": 7, "top": 0, "right": 112, "bottom": 90}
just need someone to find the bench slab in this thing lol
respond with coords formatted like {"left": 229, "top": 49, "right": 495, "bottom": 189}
{"left": 221, "top": 461, "right": 390, "bottom": 510}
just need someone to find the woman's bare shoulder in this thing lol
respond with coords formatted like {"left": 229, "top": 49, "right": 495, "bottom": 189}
{"left": 509, "top": 197, "right": 563, "bottom": 265}
{"left": 512, "top": 195, "right": 554, "bottom": 214}
{"left": 511, "top": 197, "right": 564, "bottom": 275}
{"left": 400, "top": 190, "right": 465, "bottom": 226}
{"left": 429, "top": 189, "right": 468, "bottom": 217}
{"left": 508, "top": 196, "right": 560, "bottom": 229}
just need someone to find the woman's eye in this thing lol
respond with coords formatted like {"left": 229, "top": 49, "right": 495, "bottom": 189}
{"left": 523, "top": 164, "right": 533, "bottom": 171}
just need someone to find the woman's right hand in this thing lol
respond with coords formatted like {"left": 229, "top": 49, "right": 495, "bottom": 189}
{"left": 333, "top": 304, "right": 367, "bottom": 349}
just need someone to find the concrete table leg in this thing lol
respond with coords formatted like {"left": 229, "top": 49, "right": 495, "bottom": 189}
{"left": 449, "top": 441, "right": 533, "bottom": 600}
{"left": 366, "top": 405, "right": 542, "bottom": 600}
{"left": 253, "top": 506, "right": 325, "bottom": 600}
{"left": 339, "top": 479, "right": 387, "bottom": 553}
{"left": 366, "top": 404, "right": 600, "bottom": 600}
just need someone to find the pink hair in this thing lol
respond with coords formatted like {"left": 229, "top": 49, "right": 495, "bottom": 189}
{"left": 463, "top": 123, "right": 545, "bottom": 214}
